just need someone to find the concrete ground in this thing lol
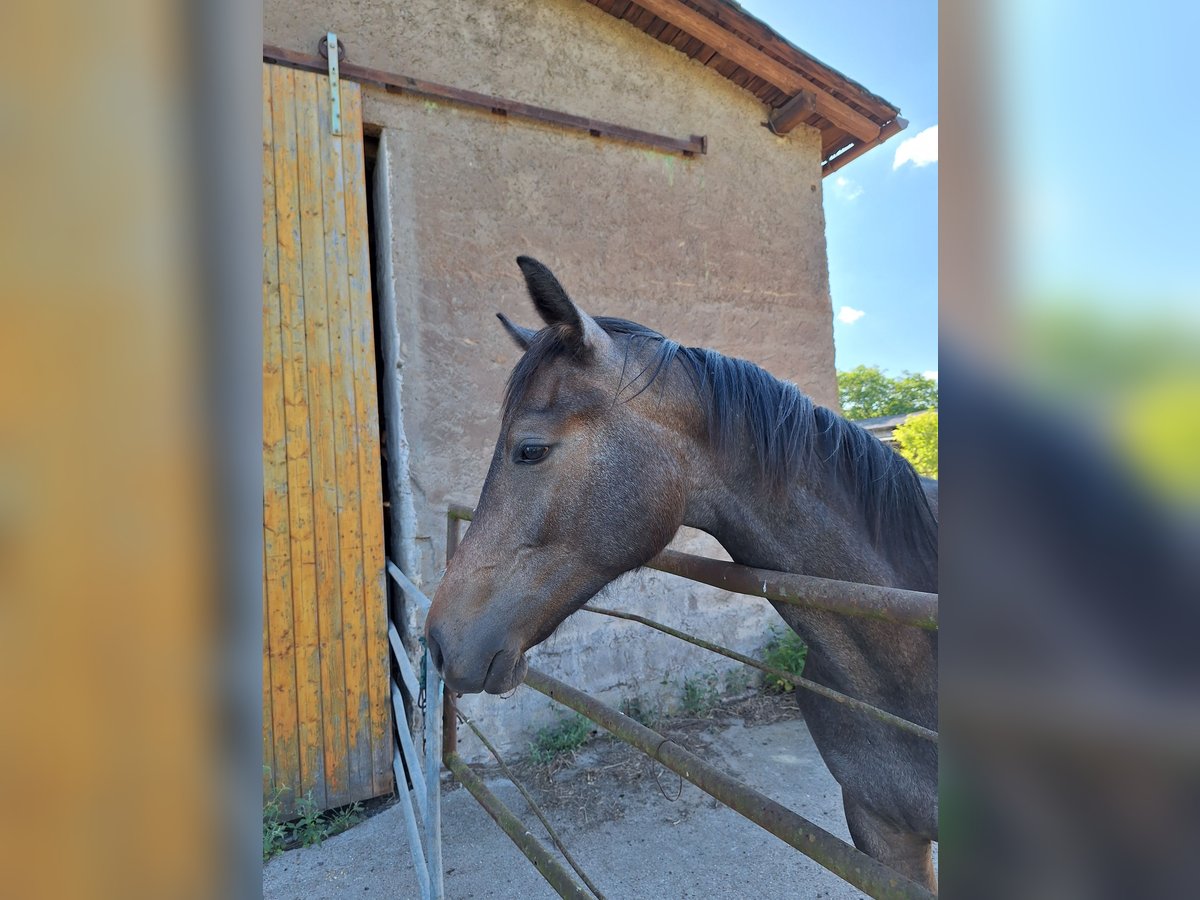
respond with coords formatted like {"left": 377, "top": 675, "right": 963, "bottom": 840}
{"left": 264, "top": 696, "right": 936, "bottom": 899}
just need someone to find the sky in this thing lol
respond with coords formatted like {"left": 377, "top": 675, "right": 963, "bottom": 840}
{"left": 741, "top": 1, "right": 939, "bottom": 380}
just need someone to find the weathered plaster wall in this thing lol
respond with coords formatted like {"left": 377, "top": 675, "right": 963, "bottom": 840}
{"left": 266, "top": 0, "right": 835, "bottom": 759}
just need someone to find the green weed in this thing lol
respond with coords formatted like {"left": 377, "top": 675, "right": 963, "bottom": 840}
{"left": 262, "top": 769, "right": 364, "bottom": 862}
{"left": 761, "top": 627, "right": 808, "bottom": 692}
{"left": 529, "top": 714, "right": 593, "bottom": 764}
{"left": 680, "top": 673, "right": 720, "bottom": 717}
{"left": 263, "top": 783, "right": 289, "bottom": 862}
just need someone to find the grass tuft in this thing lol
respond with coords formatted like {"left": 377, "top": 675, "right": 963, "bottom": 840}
{"left": 761, "top": 627, "right": 808, "bottom": 692}
{"left": 529, "top": 714, "right": 593, "bottom": 765}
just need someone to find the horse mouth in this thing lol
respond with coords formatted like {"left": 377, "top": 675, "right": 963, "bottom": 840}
{"left": 482, "top": 647, "right": 528, "bottom": 695}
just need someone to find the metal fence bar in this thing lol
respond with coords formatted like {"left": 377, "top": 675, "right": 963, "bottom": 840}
{"left": 391, "top": 746, "right": 432, "bottom": 900}
{"left": 458, "top": 712, "right": 608, "bottom": 900}
{"left": 389, "top": 623, "right": 421, "bottom": 702}
{"left": 387, "top": 557, "right": 443, "bottom": 898}
{"left": 583, "top": 605, "right": 938, "bottom": 743}
{"left": 445, "top": 753, "right": 594, "bottom": 900}
{"left": 441, "top": 507, "right": 937, "bottom": 630}
{"left": 524, "top": 667, "right": 934, "bottom": 900}
{"left": 424, "top": 662, "right": 445, "bottom": 899}
{"left": 647, "top": 548, "right": 937, "bottom": 630}
{"left": 390, "top": 681, "right": 427, "bottom": 818}
{"left": 442, "top": 512, "right": 465, "bottom": 762}
{"left": 389, "top": 559, "right": 432, "bottom": 610}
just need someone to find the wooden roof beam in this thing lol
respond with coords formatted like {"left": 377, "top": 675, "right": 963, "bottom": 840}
{"left": 632, "top": 0, "right": 882, "bottom": 142}
{"left": 768, "top": 90, "right": 816, "bottom": 135}
{"left": 822, "top": 117, "right": 908, "bottom": 177}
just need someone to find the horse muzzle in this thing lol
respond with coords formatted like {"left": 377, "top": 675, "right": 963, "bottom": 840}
{"left": 425, "top": 622, "right": 529, "bottom": 695}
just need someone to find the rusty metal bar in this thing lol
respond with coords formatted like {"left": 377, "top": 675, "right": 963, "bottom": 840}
{"left": 524, "top": 668, "right": 934, "bottom": 900}
{"left": 445, "top": 753, "right": 594, "bottom": 900}
{"left": 648, "top": 548, "right": 937, "bottom": 629}
{"left": 443, "top": 508, "right": 937, "bottom": 630}
{"left": 583, "top": 605, "right": 937, "bottom": 743}
{"left": 263, "top": 45, "right": 706, "bottom": 158}
{"left": 458, "top": 713, "right": 608, "bottom": 900}
{"left": 447, "top": 503, "right": 476, "bottom": 522}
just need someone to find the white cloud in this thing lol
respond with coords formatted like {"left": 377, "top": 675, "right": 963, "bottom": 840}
{"left": 922, "top": 370, "right": 939, "bottom": 381}
{"left": 893, "top": 124, "right": 938, "bottom": 170}
{"left": 832, "top": 175, "right": 864, "bottom": 201}
{"left": 837, "top": 306, "right": 866, "bottom": 325}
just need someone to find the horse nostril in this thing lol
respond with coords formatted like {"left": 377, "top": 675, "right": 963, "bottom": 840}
{"left": 426, "top": 626, "right": 444, "bottom": 674}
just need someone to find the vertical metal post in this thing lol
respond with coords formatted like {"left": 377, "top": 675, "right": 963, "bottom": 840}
{"left": 391, "top": 748, "right": 431, "bottom": 899}
{"left": 442, "top": 512, "right": 461, "bottom": 761}
{"left": 424, "top": 661, "right": 444, "bottom": 899}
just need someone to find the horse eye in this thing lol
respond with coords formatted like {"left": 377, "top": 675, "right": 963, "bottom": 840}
{"left": 516, "top": 444, "right": 550, "bottom": 464}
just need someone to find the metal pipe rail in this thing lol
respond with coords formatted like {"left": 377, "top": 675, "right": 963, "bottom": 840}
{"left": 444, "top": 753, "right": 594, "bottom": 900}
{"left": 582, "top": 605, "right": 938, "bottom": 743}
{"left": 524, "top": 668, "right": 934, "bottom": 900}
{"left": 647, "top": 549, "right": 938, "bottom": 630}
{"left": 446, "top": 504, "right": 938, "bottom": 630}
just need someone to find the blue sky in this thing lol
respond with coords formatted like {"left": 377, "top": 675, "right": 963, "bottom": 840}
{"left": 741, "top": 1, "right": 938, "bottom": 378}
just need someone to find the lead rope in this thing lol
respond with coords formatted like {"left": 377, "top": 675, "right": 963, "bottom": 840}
{"left": 457, "top": 711, "right": 607, "bottom": 900}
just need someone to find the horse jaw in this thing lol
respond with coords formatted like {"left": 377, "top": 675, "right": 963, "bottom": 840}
{"left": 482, "top": 648, "right": 529, "bottom": 695}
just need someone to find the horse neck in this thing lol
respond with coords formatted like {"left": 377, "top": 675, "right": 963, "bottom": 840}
{"left": 679, "top": 421, "right": 933, "bottom": 592}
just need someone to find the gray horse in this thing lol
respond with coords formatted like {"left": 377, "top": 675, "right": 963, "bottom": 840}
{"left": 426, "top": 257, "right": 939, "bottom": 891}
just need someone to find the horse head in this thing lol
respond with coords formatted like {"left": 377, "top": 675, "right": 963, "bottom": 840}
{"left": 425, "top": 257, "right": 691, "bottom": 694}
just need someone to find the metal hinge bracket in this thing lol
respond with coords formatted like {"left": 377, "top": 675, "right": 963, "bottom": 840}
{"left": 324, "top": 31, "right": 342, "bottom": 135}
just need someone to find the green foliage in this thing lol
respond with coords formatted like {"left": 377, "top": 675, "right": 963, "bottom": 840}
{"left": 327, "top": 802, "right": 365, "bottom": 835}
{"left": 680, "top": 673, "right": 720, "bottom": 717}
{"left": 529, "top": 714, "right": 593, "bottom": 764}
{"left": 761, "top": 627, "right": 808, "bottom": 692}
{"left": 894, "top": 409, "right": 938, "bottom": 478}
{"left": 837, "top": 365, "right": 938, "bottom": 421}
{"left": 263, "top": 778, "right": 289, "bottom": 862}
{"left": 292, "top": 794, "right": 326, "bottom": 848}
{"left": 262, "top": 768, "right": 364, "bottom": 862}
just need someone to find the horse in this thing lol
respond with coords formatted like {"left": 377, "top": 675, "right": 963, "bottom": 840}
{"left": 426, "top": 257, "right": 939, "bottom": 890}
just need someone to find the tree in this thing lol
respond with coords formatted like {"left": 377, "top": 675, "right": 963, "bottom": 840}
{"left": 894, "top": 410, "right": 938, "bottom": 478}
{"left": 837, "top": 365, "right": 938, "bottom": 420}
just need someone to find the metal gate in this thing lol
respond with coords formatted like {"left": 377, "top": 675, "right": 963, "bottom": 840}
{"left": 389, "top": 506, "right": 938, "bottom": 900}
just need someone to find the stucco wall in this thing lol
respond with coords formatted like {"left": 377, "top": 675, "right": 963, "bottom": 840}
{"left": 266, "top": 0, "right": 835, "bottom": 760}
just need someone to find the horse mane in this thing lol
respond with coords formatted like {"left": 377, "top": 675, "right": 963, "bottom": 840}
{"left": 504, "top": 317, "right": 937, "bottom": 559}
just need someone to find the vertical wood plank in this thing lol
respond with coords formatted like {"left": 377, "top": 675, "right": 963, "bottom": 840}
{"left": 262, "top": 64, "right": 301, "bottom": 809}
{"left": 340, "top": 81, "right": 393, "bottom": 795}
{"left": 317, "top": 78, "right": 374, "bottom": 801}
{"left": 262, "top": 66, "right": 275, "bottom": 802}
{"left": 271, "top": 63, "right": 327, "bottom": 810}
{"left": 295, "top": 70, "right": 351, "bottom": 809}
{"left": 262, "top": 553, "right": 273, "bottom": 800}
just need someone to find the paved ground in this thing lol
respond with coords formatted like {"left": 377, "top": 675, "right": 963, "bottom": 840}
{"left": 264, "top": 696, "right": 936, "bottom": 899}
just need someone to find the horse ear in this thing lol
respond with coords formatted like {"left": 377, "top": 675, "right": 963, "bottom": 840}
{"left": 496, "top": 312, "right": 536, "bottom": 351}
{"left": 515, "top": 256, "right": 607, "bottom": 351}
